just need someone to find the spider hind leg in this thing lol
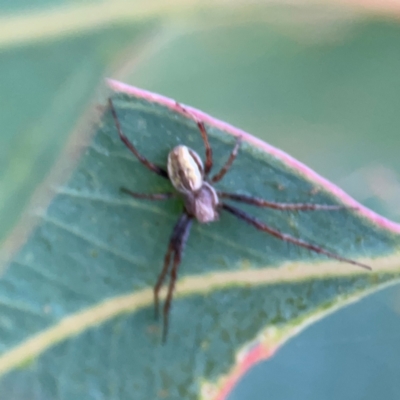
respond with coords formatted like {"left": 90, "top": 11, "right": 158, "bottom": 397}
{"left": 108, "top": 98, "right": 168, "bottom": 178}
{"left": 218, "top": 192, "right": 351, "bottom": 211}
{"left": 175, "top": 102, "right": 213, "bottom": 176}
{"left": 211, "top": 137, "right": 242, "bottom": 183}
{"left": 121, "top": 188, "right": 176, "bottom": 201}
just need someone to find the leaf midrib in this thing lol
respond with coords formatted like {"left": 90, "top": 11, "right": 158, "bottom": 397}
{"left": 0, "top": 254, "right": 397, "bottom": 377}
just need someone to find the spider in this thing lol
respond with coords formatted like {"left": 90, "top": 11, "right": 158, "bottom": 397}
{"left": 108, "top": 98, "right": 371, "bottom": 342}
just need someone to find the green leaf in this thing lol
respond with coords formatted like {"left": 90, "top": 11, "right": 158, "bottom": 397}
{"left": 0, "top": 19, "right": 158, "bottom": 243}
{"left": 0, "top": 81, "right": 399, "bottom": 399}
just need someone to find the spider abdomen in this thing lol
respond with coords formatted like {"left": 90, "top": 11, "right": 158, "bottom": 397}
{"left": 167, "top": 145, "right": 204, "bottom": 193}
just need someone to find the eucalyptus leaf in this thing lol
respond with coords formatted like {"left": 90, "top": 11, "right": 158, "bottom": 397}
{"left": 0, "top": 81, "right": 399, "bottom": 400}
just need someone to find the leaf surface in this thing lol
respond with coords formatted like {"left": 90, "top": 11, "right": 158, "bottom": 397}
{"left": 0, "top": 81, "right": 399, "bottom": 399}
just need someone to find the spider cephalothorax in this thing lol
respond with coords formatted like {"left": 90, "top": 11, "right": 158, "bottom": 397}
{"left": 168, "top": 145, "right": 219, "bottom": 223}
{"left": 108, "top": 98, "right": 370, "bottom": 342}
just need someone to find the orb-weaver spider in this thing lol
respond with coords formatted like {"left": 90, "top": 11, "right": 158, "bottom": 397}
{"left": 108, "top": 98, "right": 370, "bottom": 342}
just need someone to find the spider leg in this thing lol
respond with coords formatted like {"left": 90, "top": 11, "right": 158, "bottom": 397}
{"left": 211, "top": 137, "right": 242, "bottom": 183}
{"left": 153, "top": 213, "right": 192, "bottom": 321}
{"left": 154, "top": 242, "right": 174, "bottom": 321}
{"left": 218, "top": 192, "right": 352, "bottom": 211}
{"left": 162, "top": 213, "right": 193, "bottom": 343}
{"left": 175, "top": 102, "right": 213, "bottom": 176}
{"left": 222, "top": 203, "right": 371, "bottom": 270}
{"left": 121, "top": 188, "right": 176, "bottom": 201}
{"left": 154, "top": 213, "right": 188, "bottom": 319}
{"left": 108, "top": 98, "right": 168, "bottom": 179}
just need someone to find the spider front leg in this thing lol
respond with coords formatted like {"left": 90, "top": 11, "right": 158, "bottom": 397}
{"left": 108, "top": 98, "right": 168, "bottom": 179}
{"left": 222, "top": 203, "right": 371, "bottom": 270}
{"left": 153, "top": 212, "right": 193, "bottom": 342}
{"left": 175, "top": 102, "right": 213, "bottom": 176}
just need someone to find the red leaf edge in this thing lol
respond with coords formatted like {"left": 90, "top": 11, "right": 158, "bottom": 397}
{"left": 107, "top": 78, "right": 400, "bottom": 234}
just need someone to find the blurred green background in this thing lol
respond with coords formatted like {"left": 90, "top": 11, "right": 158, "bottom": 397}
{"left": 1, "top": 1, "right": 400, "bottom": 398}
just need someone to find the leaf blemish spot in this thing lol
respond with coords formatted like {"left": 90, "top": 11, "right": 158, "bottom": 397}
{"left": 90, "top": 249, "right": 98, "bottom": 258}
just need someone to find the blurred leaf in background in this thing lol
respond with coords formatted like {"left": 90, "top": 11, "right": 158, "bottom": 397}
{"left": 1, "top": 1, "right": 400, "bottom": 399}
